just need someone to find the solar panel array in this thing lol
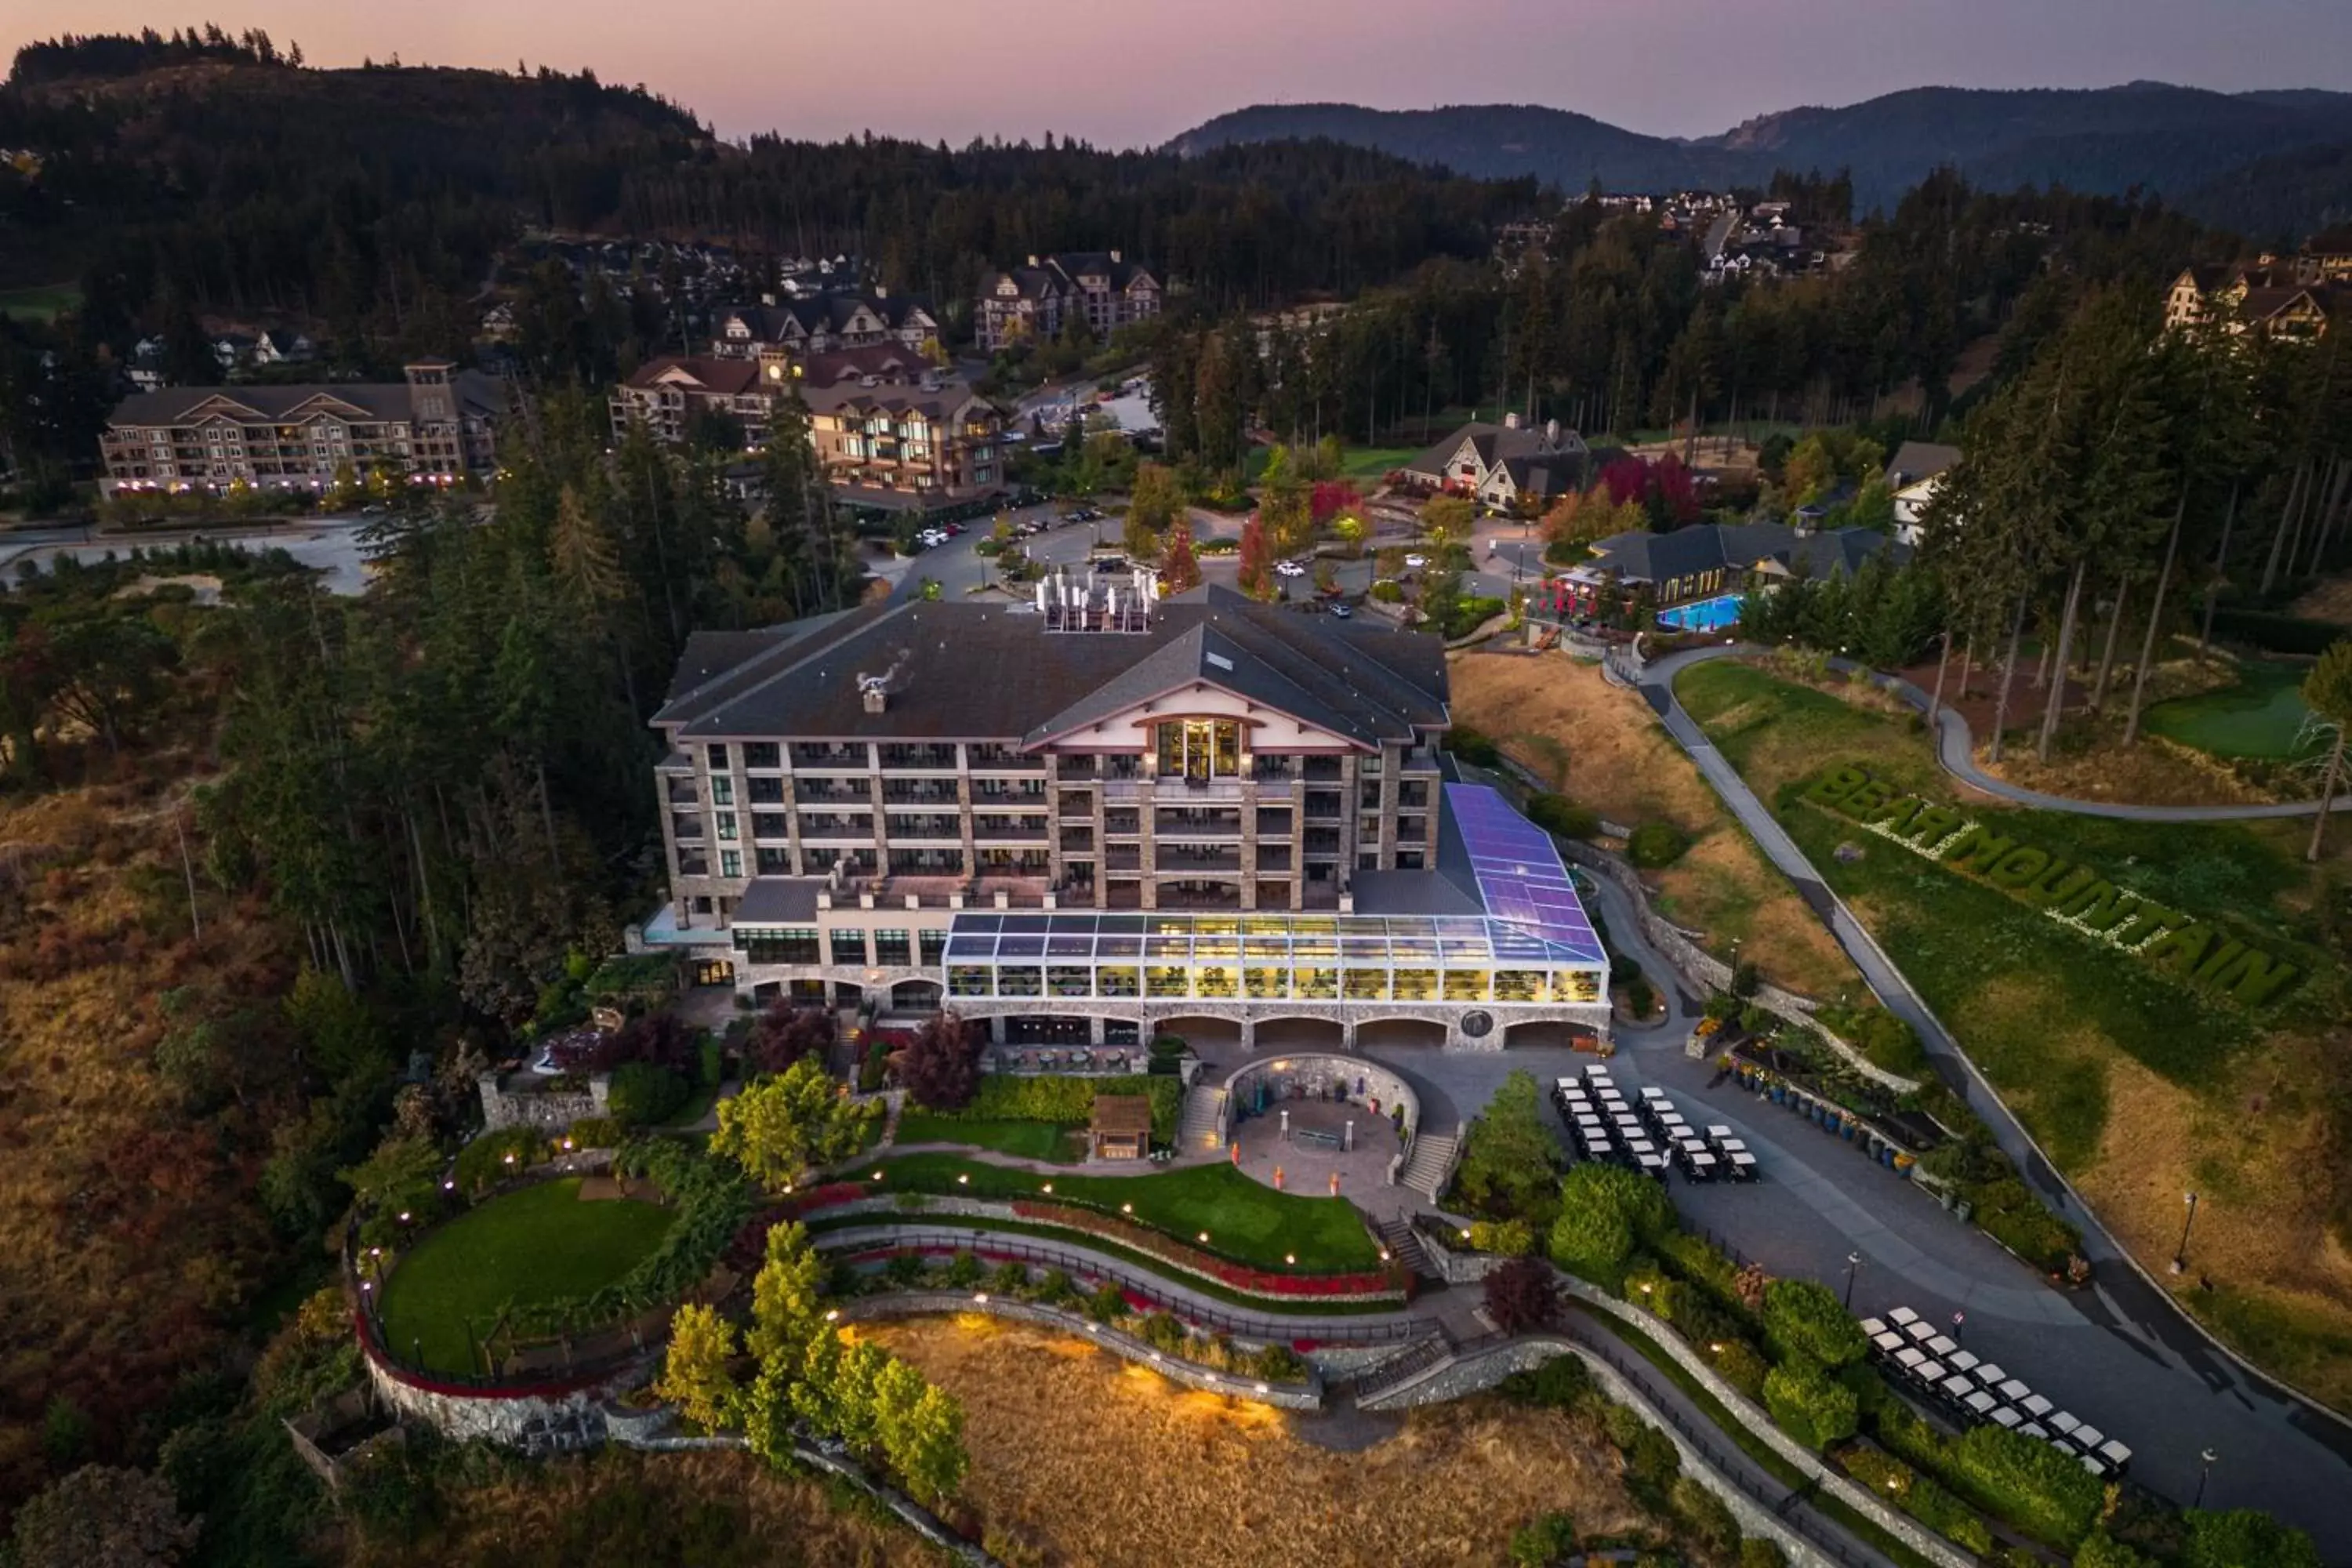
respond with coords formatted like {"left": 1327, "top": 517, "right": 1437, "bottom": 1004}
{"left": 1446, "top": 783, "right": 1605, "bottom": 964}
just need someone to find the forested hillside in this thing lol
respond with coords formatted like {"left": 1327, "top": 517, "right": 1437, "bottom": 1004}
{"left": 1175, "top": 85, "right": 2352, "bottom": 234}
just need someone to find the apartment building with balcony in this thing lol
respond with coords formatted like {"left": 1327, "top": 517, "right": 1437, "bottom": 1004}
{"left": 644, "top": 584, "right": 1609, "bottom": 1051}
{"left": 803, "top": 379, "right": 1004, "bottom": 501}
{"left": 710, "top": 292, "right": 942, "bottom": 361}
{"left": 99, "top": 360, "right": 504, "bottom": 495}
{"left": 975, "top": 252, "right": 1162, "bottom": 354}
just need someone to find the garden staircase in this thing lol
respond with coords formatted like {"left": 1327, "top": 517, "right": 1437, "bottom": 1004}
{"left": 1376, "top": 1216, "right": 1434, "bottom": 1280}
{"left": 1178, "top": 1084, "right": 1228, "bottom": 1151}
{"left": 1397, "top": 1131, "right": 1458, "bottom": 1200}
{"left": 1348, "top": 1328, "right": 1456, "bottom": 1405}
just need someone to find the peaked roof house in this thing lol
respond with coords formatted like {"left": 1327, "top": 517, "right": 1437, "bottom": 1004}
{"left": 1550, "top": 522, "right": 1907, "bottom": 613}
{"left": 711, "top": 292, "right": 942, "bottom": 361}
{"left": 1883, "top": 441, "right": 1962, "bottom": 547}
{"left": 1398, "top": 416, "right": 1588, "bottom": 509}
{"left": 975, "top": 252, "right": 1163, "bottom": 353}
{"left": 2164, "top": 263, "right": 2340, "bottom": 340}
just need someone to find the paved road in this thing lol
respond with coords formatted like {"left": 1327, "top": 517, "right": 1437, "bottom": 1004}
{"left": 1625, "top": 642, "right": 2352, "bottom": 1557}
{"left": 0, "top": 514, "right": 378, "bottom": 594}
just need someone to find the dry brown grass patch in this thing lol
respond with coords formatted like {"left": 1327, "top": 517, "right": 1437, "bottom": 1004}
{"left": 1450, "top": 652, "right": 1716, "bottom": 830}
{"left": 1653, "top": 831, "right": 1858, "bottom": 1000}
{"left": 2288, "top": 574, "right": 2352, "bottom": 627}
{"left": 1976, "top": 733, "right": 2278, "bottom": 808}
{"left": 868, "top": 1317, "right": 1649, "bottom": 1568}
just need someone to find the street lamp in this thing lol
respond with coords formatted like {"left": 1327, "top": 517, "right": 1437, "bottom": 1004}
{"left": 2195, "top": 1447, "right": 2218, "bottom": 1508}
{"left": 2172, "top": 1191, "right": 2200, "bottom": 1275}
{"left": 1842, "top": 1251, "right": 1863, "bottom": 1310}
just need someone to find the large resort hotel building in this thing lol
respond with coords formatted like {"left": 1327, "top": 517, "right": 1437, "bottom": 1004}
{"left": 645, "top": 583, "right": 1608, "bottom": 1054}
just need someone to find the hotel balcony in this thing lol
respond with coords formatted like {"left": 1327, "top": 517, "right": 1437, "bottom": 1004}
{"left": 791, "top": 743, "right": 869, "bottom": 770}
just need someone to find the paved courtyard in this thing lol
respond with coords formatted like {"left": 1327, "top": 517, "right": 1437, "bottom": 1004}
{"left": 1229, "top": 1096, "right": 1403, "bottom": 1209}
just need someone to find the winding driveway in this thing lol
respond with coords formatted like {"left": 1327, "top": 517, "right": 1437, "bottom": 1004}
{"left": 1625, "top": 641, "right": 2352, "bottom": 1559}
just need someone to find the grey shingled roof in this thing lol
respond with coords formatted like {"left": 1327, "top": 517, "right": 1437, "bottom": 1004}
{"left": 1585, "top": 522, "right": 1907, "bottom": 586}
{"left": 1400, "top": 421, "right": 1575, "bottom": 481}
{"left": 656, "top": 586, "right": 1446, "bottom": 746}
{"left": 107, "top": 372, "right": 506, "bottom": 428}
{"left": 1884, "top": 441, "right": 1961, "bottom": 489}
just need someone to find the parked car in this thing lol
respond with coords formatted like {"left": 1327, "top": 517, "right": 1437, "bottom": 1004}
{"left": 1330, "top": 603, "right": 1353, "bottom": 619}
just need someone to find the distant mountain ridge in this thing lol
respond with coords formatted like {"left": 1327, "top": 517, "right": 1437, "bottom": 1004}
{"left": 1171, "top": 85, "right": 2352, "bottom": 237}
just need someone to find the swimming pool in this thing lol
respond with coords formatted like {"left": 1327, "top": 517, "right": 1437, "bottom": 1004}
{"left": 1657, "top": 593, "right": 1745, "bottom": 633}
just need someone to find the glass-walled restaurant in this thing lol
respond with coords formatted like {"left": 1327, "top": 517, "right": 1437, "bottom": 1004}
{"left": 940, "top": 912, "right": 1606, "bottom": 1007}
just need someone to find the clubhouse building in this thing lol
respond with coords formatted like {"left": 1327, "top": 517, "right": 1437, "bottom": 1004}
{"left": 643, "top": 583, "right": 1608, "bottom": 1054}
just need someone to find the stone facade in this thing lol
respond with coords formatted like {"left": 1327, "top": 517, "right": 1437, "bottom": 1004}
{"left": 1223, "top": 1054, "right": 1421, "bottom": 1141}
{"left": 1410, "top": 1222, "right": 1514, "bottom": 1287}
{"left": 477, "top": 1071, "right": 609, "bottom": 1132}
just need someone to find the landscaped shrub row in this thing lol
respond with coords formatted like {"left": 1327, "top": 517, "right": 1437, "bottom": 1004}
{"left": 1835, "top": 1444, "right": 1994, "bottom": 1555}
{"left": 917, "top": 1073, "right": 1181, "bottom": 1142}
{"left": 1874, "top": 1400, "right": 2104, "bottom": 1550}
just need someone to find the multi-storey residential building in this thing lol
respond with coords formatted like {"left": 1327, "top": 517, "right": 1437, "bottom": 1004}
{"left": 641, "top": 584, "right": 1610, "bottom": 1052}
{"left": 609, "top": 357, "right": 779, "bottom": 448}
{"left": 803, "top": 379, "right": 1004, "bottom": 500}
{"left": 975, "top": 252, "right": 1162, "bottom": 353}
{"left": 100, "top": 360, "right": 503, "bottom": 495}
{"left": 710, "top": 292, "right": 941, "bottom": 362}
{"left": 2164, "top": 263, "right": 2341, "bottom": 340}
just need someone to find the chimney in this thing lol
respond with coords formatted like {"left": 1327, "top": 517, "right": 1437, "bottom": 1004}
{"left": 1026, "top": 254, "right": 1040, "bottom": 268}
{"left": 1503, "top": 412, "right": 1522, "bottom": 431}
{"left": 1109, "top": 249, "right": 1122, "bottom": 264}
{"left": 862, "top": 685, "right": 888, "bottom": 716}
{"left": 761, "top": 291, "right": 775, "bottom": 307}
{"left": 1544, "top": 418, "right": 1561, "bottom": 445}
{"left": 875, "top": 283, "right": 888, "bottom": 299}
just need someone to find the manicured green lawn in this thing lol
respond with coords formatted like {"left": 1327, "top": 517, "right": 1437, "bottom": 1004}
{"left": 379, "top": 1178, "right": 678, "bottom": 1373}
{"left": 890, "top": 1112, "right": 1085, "bottom": 1162}
{"left": 1338, "top": 445, "right": 1420, "bottom": 481}
{"left": 0, "top": 283, "right": 80, "bottom": 321}
{"left": 2143, "top": 661, "right": 2321, "bottom": 760}
{"left": 862, "top": 1152, "right": 1382, "bottom": 1272}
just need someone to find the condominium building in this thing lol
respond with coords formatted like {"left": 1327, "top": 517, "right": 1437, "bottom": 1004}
{"left": 975, "top": 252, "right": 1162, "bottom": 353}
{"left": 642, "top": 584, "right": 1609, "bottom": 1051}
{"left": 99, "top": 360, "right": 504, "bottom": 495}
{"left": 803, "top": 379, "right": 1004, "bottom": 500}
{"left": 710, "top": 292, "right": 942, "bottom": 361}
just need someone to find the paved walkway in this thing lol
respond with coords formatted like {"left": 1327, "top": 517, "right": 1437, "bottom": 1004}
{"left": 1624, "top": 642, "right": 2352, "bottom": 1559}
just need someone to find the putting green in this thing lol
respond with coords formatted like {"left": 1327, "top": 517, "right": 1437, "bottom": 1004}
{"left": 2143, "top": 662, "right": 2320, "bottom": 760}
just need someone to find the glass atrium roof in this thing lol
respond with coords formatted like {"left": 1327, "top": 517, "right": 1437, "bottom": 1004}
{"left": 942, "top": 911, "right": 1604, "bottom": 969}
{"left": 1446, "top": 783, "right": 1602, "bottom": 961}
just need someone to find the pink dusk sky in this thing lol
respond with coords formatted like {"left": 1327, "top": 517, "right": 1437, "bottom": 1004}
{"left": 13, "top": 0, "right": 2350, "bottom": 145}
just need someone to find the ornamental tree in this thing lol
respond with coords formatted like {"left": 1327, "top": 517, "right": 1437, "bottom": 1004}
{"left": 1483, "top": 1255, "right": 1563, "bottom": 1335}
{"left": 1159, "top": 517, "right": 1203, "bottom": 593}
{"left": 1454, "top": 1069, "right": 1565, "bottom": 1225}
{"left": 747, "top": 1218, "right": 827, "bottom": 1364}
{"left": 899, "top": 1011, "right": 984, "bottom": 1109}
{"left": 876, "top": 1360, "right": 970, "bottom": 1509}
{"left": 656, "top": 1304, "right": 739, "bottom": 1432}
{"left": 710, "top": 1057, "right": 877, "bottom": 1189}
{"left": 1547, "top": 1161, "right": 1675, "bottom": 1287}
{"left": 1237, "top": 512, "right": 1275, "bottom": 599}
{"left": 746, "top": 1003, "right": 834, "bottom": 1076}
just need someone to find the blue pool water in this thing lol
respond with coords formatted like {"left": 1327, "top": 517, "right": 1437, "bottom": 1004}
{"left": 1657, "top": 593, "right": 1744, "bottom": 633}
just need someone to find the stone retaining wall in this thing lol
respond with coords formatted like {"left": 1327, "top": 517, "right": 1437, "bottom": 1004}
{"left": 363, "top": 1352, "right": 655, "bottom": 1454}
{"left": 1224, "top": 1054, "right": 1420, "bottom": 1142}
{"left": 835, "top": 1292, "right": 1323, "bottom": 1410}
{"left": 1410, "top": 1223, "right": 1512, "bottom": 1286}
{"left": 1556, "top": 839, "right": 1922, "bottom": 1093}
{"left": 477, "top": 1070, "right": 610, "bottom": 1132}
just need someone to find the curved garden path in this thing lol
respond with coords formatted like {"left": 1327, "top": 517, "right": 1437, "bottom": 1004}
{"left": 1612, "top": 641, "right": 2352, "bottom": 1559}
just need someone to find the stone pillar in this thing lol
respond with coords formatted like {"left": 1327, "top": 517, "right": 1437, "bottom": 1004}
{"left": 1339, "top": 1018, "right": 1357, "bottom": 1053}
{"left": 1089, "top": 1014, "right": 1106, "bottom": 1045}
{"left": 477, "top": 1072, "right": 508, "bottom": 1130}
{"left": 1239, "top": 1015, "right": 1256, "bottom": 1052}
{"left": 587, "top": 1074, "right": 611, "bottom": 1111}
